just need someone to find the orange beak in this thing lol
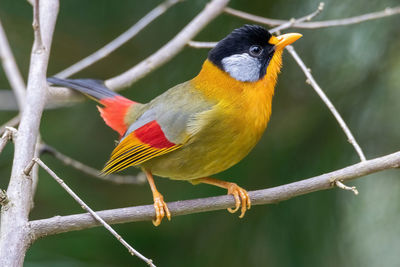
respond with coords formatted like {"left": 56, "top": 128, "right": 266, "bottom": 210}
{"left": 275, "top": 33, "right": 302, "bottom": 51}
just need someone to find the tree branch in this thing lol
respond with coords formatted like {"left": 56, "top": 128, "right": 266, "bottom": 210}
{"left": 269, "top": 2, "right": 324, "bottom": 34}
{"left": 0, "top": 18, "right": 26, "bottom": 109}
{"left": 25, "top": 158, "right": 156, "bottom": 266}
{"left": 54, "top": 0, "right": 180, "bottom": 79}
{"left": 45, "top": 0, "right": 229, "bottom": 105}
{"left": 30, "top": 150, "right": 400, "bottom": 238}
{"left": 285, "top": 45, "right": 366, "bottom": 161}
{"left": 187, "top": 2, "right": 324, "bottom": 47}
{"left": 104, "top": 0, "right": 229, "bottom": 90}
{"left": 225, "top": 6, "right": 400, "bottom": 29}
{"left": 0, "top": 116, "right": 19, "bottom": 136}
{"left": 40, "top": 143, "right": 146, "bottom": 185}
{"left": 0, "top": 0, "right": 59, "bottom": 265}
{"left": 0, "top": 127, "right": 17, "bottom": 155}
{"left": 32, "top": 0, "right": 45, "bottom": 53}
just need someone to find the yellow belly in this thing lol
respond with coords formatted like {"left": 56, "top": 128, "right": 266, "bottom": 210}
{"left": 141, "top": 109, "right": 266, "bottom": 180}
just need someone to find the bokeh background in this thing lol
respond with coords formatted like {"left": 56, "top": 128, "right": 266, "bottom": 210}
{"left": 1, "top": 0, "right": 400, "bottom": 266}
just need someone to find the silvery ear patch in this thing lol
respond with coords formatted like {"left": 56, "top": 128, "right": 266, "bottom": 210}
{"left": 221, "top": 53, "right": 261, "bottom": 82}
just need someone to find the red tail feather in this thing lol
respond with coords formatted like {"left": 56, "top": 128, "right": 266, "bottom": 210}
{"left": 98, "top": 96, "right": 136, "bottom": 137}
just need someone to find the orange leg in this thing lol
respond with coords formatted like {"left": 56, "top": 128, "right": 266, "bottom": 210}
{"left": 193, "top": 177, "right": 251, "bottom": 218}
{"left": 144, "top": 170, "right": 171, "bottom": 226}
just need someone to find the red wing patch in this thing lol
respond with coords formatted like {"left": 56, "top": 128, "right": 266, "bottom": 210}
{"left": 102, "top": 120, "right": 182, "bottom": 174}
{"left": 98, "top": 96, "right": 136, "bottom": 137}
{"left": 134, "top": 120, "right": 176, "bottom": 149}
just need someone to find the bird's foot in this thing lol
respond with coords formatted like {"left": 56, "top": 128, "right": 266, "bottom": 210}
{"left": 226, "top": 183, "right": 251, "bottom": 218}
{"left": 152, "top": 192, "right": 171, "bottom": 226}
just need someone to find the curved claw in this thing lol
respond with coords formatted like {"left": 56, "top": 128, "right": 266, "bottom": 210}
{"left": 152, "top": 193, "right": 171, "bottom": 226}
{"left": 227, "top": 183, "right": 251, "bottom": 218}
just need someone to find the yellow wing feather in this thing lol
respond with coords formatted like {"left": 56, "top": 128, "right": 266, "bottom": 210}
{"left": 102, "top": 133, "right": 182, "bottom": 174}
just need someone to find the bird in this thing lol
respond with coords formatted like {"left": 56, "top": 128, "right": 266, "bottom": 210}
{"left": 48, "top": 25, "right": 302, "bottom": 226}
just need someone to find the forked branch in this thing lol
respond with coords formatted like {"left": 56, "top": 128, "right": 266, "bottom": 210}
{"left": 225, "top": 6, "right": 400, "bottom": 29}
{"left": 25, "top": 158, "right": 156, "bottom": 267}
{"left": 54, "top": 0, "right": 181, "bottom": 79}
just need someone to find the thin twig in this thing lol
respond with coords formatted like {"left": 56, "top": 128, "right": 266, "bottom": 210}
{"left": 25, "top": 158, "right": 156, "bottom": 267}
{"left": 105, "top": 0, "right": 229, "bottom": 90}
{"left": 188, "top": 2, "right": 324, "bottom": 46}
{"left": 187, "top": 41, "right": 217, "bottom": 48}
{"left": 270, "top": 2, "right": 324, "bottom": 33}
{"left": 0, "top": 127, "right": 17, "bottom": 155}
{"left": 29, "top": 137, "right": 42, "bottom": 210}
{"left": 45, "top": 0, "right": 229, "bottom": 102}
{"left": 30, "top": 150, "right": 400, "bottom": 238}
{"left": 0, "top": 115, "right": 20, "bottom": 135}
{"left": 225, "top": 6, "right": 400, "bottom": 29}
{"left": 285, "top": 45, "right": 366, "bottom": 161}
{"left": 39, "top": 143, "right": 146, "bottom": 185}
{"left": 335, "top": 180, "right": 359, "bottom": 195}
{"left": 54, "top": 0, "right": 181, "bottom": 79}
{"left": 22, "top": 3, "right": 400, "bottom": 110}
{"left": 0, "top": 19, "right": 26, "bottom": 109}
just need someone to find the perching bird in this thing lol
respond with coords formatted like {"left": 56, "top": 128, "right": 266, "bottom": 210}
{"left": 48, "top": 25, "right": 301, "bottom": 226}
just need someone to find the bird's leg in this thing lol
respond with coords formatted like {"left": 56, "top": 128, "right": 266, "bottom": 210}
{"left": 192, "top": 177, "right": 251, "bottom": 218}
{"left": 144, "top": 170, "right": 171, "bottom": 226}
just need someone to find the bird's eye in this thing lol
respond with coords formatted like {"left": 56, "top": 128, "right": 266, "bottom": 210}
{"left": 249, "top": 45, "right": 263, "bottom": 57}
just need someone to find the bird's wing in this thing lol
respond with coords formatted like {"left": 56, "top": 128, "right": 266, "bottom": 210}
{"left": 102, "top": 81, "right": 215, "bottom": 174}
{"left": 102, "top": 119, "right": 183, "bottom": 174}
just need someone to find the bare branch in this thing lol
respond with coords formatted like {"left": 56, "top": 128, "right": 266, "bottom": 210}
{"left": 225, "top": 6, "right": 400, "bottom": 29}
{"left": 224, "top": 7, "right": 287, "bottom": 27}
{"left": 0, "top": 127, "right": 17, "bottom": 155}
{"left": 0, "top": 19, "right": 26, "bottom": 109}
{"left": 54, "top": 0, "right": 180, "bottom": 79}
{"left": 40, "top": 143, "right": 146, "bottom": 185}
{"left": 29, "top": 137, "right": 41, "bottom": 210}
{"left": 32, "top": 0, "right": 44, "bottom": 53}
{"left": 0, "top": 0, "right": 59, "bottom": 265}
{"left": 285, "top": 45, "right": 366, "bottom": 161}
{"left": 0, "top": 115, "right": 20, "bottom": 135}
{"left": 26, "top": 158, "right": 156, "bottom": 267}
{"left": 44, "top": 0, "right": 229, "bottom": 103}
{"left": 187, "top": 41, "right": 217, "bottom": 48}
{"left": 188, "top": 2, "right": 324, "bottom": 46}
{"left": 30, "top": 150, "right": 400, "bottom": 238}
{"left": 269, "top": 2, "right": 324, "bottom": 34}
{"left": 335, "top": 180, "right": 359, "bottom": 195}
{"left": 105, "top": 0, "right": 229, "bottom": 90}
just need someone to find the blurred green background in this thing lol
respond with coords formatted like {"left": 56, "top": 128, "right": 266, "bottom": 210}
{"left": 1, "top": 0, "right": 400, "bottom": 266}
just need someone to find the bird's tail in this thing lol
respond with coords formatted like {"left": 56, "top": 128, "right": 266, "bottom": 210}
{"left": 47, "top": 77, "right": 120, "bottom": 102}
{"left": 47, "top": 77, "right": 137, "bottom": 137}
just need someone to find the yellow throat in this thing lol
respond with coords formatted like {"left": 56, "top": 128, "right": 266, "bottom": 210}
{"left": 191, "top": 49, "right": 283, "bottom": 136}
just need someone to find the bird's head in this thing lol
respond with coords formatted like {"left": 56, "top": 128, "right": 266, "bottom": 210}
{"left": 208, "top": 25, "right": 302, "bottom": 82}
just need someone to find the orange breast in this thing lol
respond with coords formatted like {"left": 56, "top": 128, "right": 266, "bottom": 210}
{"left": 191, "top": 57, "right": 282, "bottom": 139}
